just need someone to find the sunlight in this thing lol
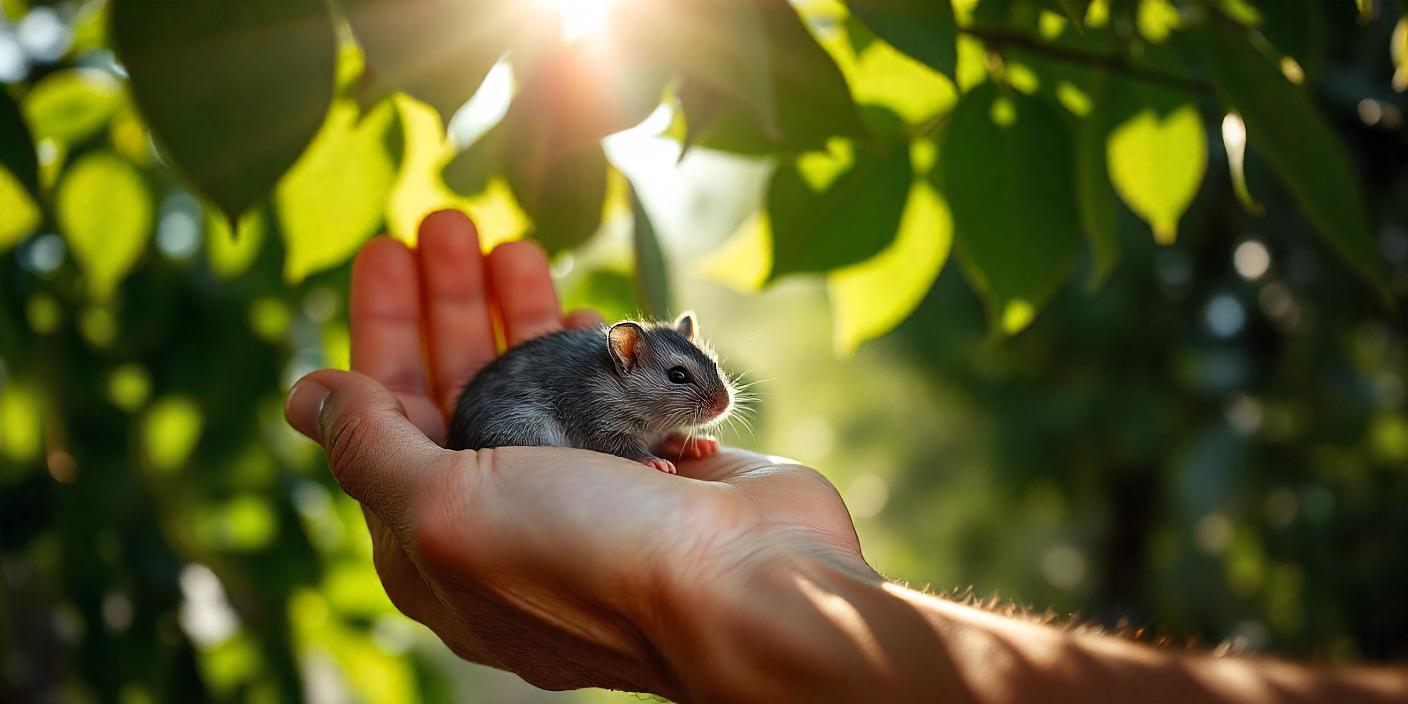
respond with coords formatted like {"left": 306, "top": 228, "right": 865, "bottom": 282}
{"left": 537, "top": 0, "right": 614, "bottom": 40}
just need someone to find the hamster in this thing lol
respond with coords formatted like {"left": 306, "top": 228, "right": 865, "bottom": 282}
{"left": 447, "top": 312, "right": 736, "bottom": 473}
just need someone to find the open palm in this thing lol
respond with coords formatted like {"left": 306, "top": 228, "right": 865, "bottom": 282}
{"left": 285, "top": 210, "right": 866, "bottom": 696}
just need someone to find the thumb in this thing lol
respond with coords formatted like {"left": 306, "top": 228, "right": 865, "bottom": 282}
{"left": 286, "top": 369, "right": 448, "bottom": 529}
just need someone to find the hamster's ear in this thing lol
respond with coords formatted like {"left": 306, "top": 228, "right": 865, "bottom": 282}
{"left": 674, "top": 310, "right": 698, "bottom": 340}
{"left": 608, "top": 322, "right": 645, "bottom": 373}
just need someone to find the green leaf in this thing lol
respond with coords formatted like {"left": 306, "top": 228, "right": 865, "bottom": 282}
{"left": 112, "top": 0, "right": 336, "bottom": 222}
{"left": 1392, "top": 18, "right": 1407, "bottom": 92}
{"left": 616, "top": 0, "right": 777, "bottom": 134}
{"left": 57, "top": 152, "right": 152, "bottom": 300}
{"left": 207, "top": 209, "right": 266, "bottom": 280}
{"left": 1197, "top": 28, "right": 1388, "bottom": 294}
{"left": 277, "top": 101, "right": 402, "bottom": 283}
{"left": 768, "top": 129, "right": 912, "bottom": 278}
{"left": 22, "top": 68, "right": 122, "bottom": 145}
{"left": 675, "top": 0, "right": 866, "bottom": 155}
{"left": 846, "top": 0, "right": 959, "bottom": 80}
{"left": 510, "top": 41, "right": 669, "bottom": 162}
{"left": 0, "top": 87, "right": 39, "bottom": 200}
{"left": 508, "top": 143, "right": 607, "bottom": 255}
{"left": 343, "top": 0, "right": 529, "bottom": 122}
{"left": 939, "top": 85, "right": 1081, "bottom": 334}
{"left": 1076, "top": 81, "right": 1118, "bottom": 288}
{"left": 1256, "top": 0, "right": 1326, "bottom": 82}
{"left": 442, "top": 120, "right": 505, "bottom": 196}
{"left": 629, "top": 180, "right": 672, "bottom": 319}
{"left": 828, "top": 179, "right": 952, "bottom": 354}
{"left": 1104, "top": 79, "right": 1206, "bottom": 245}
{"left": 0, "top": 165, "right": 41, "bottom": 251}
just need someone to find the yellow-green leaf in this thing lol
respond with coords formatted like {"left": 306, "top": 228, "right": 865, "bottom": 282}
{"left": 828, "top": 180, "right": 951, "bottom": 354}
{"left": 0, "top": 166, "right": 41, "bottom": 251}
{"left": 207, "top": 209, "right": 266, "bottom": 279}
{"left": 56, "top": 152, "right": 152, "bottom": 300}
{"left": 276, "top": 101, "right": 401, "bottom": 283}
{"left": 22, "top": 68, "right": 122, "bottom": 145}
{"left": 1392, "top": 19, "right": 1407, "bottom": 92}
{"left": 1106, "top": 99, "right": 1205, "bottom": 245}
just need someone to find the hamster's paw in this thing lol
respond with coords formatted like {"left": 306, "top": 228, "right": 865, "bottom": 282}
{"left": 639, "top": 456, "right": 677, "bottom": 474}
{"left": 658, "top": 434, "right": 720, "bottom": 461}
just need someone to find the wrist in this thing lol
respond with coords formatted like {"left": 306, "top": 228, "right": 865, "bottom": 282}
{"left": 645, "top": 530, "right": 946, "bottom": 702}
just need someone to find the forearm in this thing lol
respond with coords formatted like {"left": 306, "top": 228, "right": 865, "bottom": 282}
{"left": 652, "top": 545, "right": 1408, "bottom": 703}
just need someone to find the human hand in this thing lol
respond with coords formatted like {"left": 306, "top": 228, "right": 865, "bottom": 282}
{"left": 284, "top": 211, "right": 868, "bottom": 697}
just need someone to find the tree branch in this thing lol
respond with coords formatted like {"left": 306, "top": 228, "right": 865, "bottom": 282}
{"left": 961, "top": 27, "right": 1213, "bottom": 95}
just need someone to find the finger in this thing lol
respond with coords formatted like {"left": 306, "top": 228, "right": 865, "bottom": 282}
{"left": 487, "top": 240, "right": 562, "bottom": 346}
{"left": 563, "top": 307, "right": 604, "bottom": 330}
{"left": 417, "top": 210, "right": 498, "bottom": 415}
{"left": 350, "top": 237, "right": 446, "bottom": 443}
{"left": 286, "top": 369, "right": 448, "bottom": 535}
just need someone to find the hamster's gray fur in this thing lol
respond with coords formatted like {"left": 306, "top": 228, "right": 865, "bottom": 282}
{"left": 447, "top": 313, "right": 734, "bottom": 464}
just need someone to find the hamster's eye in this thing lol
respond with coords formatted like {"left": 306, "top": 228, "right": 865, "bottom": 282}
{"left": 667, "top": 366, "right": 691, "bottom": 384}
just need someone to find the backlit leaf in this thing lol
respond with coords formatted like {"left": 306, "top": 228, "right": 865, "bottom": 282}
{"left": 277, "top": 101, "right": 402, "bottom": 283}
{"left": 828, "top": 180, "right": 952, "bottom": 354}
{"left": 57, "top": 152, "right": 152, "bottom": 300}
{"left": 1198, "top": 28, "right": 1388, "bottom": 294}
{"left": 1104, "top": 80, "right": 1206, "bottom": 245}
{"left": 846, "top": 0, "right": 959, "bottom": 79}
{"left": 22, "top": 68, "right": 121, "bottom": 145}
{"left": 676, "top": 0, "right": 866, "bottom": 155}
{"left": 112, "top": 0, "right": 336, "bottom": 221}
{"left": 343, "top": 0, "right": 535, "bottom": 122}
{"left": 768, "top": 124, "right": 912, "bottom": 278}
{"left": 940, "top": 85, "right": 1081, "bottom": 334}
{"left": 0, "top": 166, "right": 40, "bottom": 251}
{"left": 207, "top": 209, "right": 266, "bottom": 280}
{"left": 616, "top": 0, "right": 777, "bottom": 133}
{"left": 0, "top": 87, "right": 38, "bottom": 200}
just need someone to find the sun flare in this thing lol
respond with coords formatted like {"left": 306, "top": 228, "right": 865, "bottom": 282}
{"left": 538, "top": 0, "right": 615, "bottom": 40}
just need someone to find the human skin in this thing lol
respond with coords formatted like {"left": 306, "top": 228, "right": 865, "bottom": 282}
{"left": 284, "top": 210, "right": 1407, "bottom": 703}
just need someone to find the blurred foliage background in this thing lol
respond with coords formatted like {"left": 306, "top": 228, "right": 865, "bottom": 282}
{"left": 2, "top": 0, "right": 1407, "bottom": 701}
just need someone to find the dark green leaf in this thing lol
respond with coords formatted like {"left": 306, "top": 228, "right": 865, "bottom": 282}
{"left": 675, "top": 0, "right": 866, "bottom": 155}
{"left": 343, "top": 0, "right": 536, "bottom": 122}
{"left": 629, "top": 180, "right": 672, "bottom": 319}
{"left": 939, "top": 85, "right": 1081, "bottom": 334}
{"left": 0, "top": 86, "right": 38, "bottom": 201}
{"left": 1051, "top": 0, "right": 1093, "bottom": 24}
{"left": 1076, "top": 79, "right": 1118, "bottom": 289}
{"left": 846, "top": 0, "right": 958, "bottom": 79}
{"left": 442, "top": 120, "right": 505, "bottom": 196}
{"left": 112, "top": 0, "right": 336, "bottom": 221}
{"left": 1256, "top": 0, "right": 1326, "bottom": 82}
{"left": 507, "top": 144, "right": 607, "bottom": 255}
{"left": 616, "top": 0, "right": 777, "bottom": 134}
{"left": 768, "top": 114, "right": 912, "bottom": 279}
{"left": 1196, "top": 28, "right": 1388, "bottom": 295}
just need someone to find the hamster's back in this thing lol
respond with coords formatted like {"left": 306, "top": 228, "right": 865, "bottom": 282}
{"left": 446, "top": 327, "right": 612, "bottom": 451}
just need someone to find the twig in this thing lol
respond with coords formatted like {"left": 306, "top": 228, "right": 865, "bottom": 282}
{"left": 961, "top": 26, "right": 1213, "bottom": 95}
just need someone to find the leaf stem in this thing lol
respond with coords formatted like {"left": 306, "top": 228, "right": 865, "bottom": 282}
{"left": 961, "top": 26, "right": 1213, "bottom": 95}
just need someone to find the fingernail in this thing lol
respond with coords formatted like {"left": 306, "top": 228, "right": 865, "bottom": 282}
{"left": 286, "top": 378, "right": 331, "bottom": 442}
